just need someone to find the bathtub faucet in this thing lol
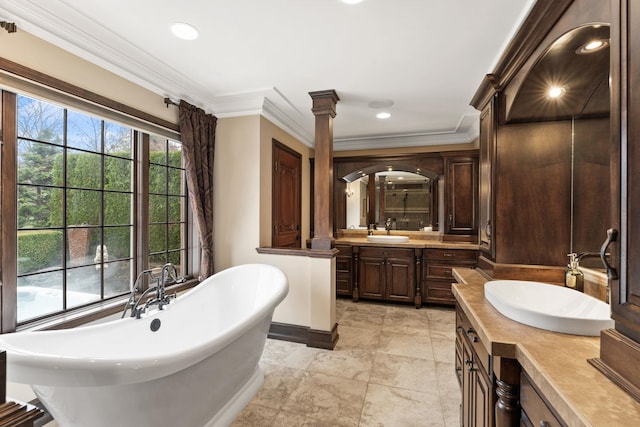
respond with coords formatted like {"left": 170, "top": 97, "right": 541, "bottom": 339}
{"left": 130, "top": 263, "right": 185, "bottom": 319}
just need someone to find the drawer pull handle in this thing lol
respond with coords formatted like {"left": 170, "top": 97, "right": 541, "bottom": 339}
{"left": 443, "top": 253, "right": 454, "bottom": 257}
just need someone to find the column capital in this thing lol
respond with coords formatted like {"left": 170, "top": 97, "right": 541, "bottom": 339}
{"left": 309, "top": 90, "right": 340, "bottom": 117}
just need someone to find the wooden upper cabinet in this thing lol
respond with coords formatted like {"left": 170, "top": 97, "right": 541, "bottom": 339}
{"left": 444, "top": 156, "right": 478, "bottom": 236}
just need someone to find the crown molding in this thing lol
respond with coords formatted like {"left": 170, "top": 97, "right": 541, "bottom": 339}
{"left": 1, "top": 0, "right": 216, "bottom": 109}
{"left": 333, "top": 113, "right": 479, "bottom": 151}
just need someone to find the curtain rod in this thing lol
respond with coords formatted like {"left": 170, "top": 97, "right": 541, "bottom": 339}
{"left": 164, "top": 97, "right": 179, "bottom": 108}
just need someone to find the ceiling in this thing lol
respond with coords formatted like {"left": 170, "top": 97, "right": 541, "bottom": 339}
{"left": 0, "top": 0, "right": 535, "bottom": 150}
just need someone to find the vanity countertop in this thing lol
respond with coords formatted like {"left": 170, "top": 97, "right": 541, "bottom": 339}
{"left": 334, "top": 237, "right": 479, "bottom": 250}
{"left": 452, "top": 268, "right": 640, "bottom": 426}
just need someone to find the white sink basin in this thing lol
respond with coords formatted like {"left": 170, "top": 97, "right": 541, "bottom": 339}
{"left": 366, "top": 235, "right": 410, "bottom": 243}
{"left": 484, "top": 280, "right": 613, "bottom": 336}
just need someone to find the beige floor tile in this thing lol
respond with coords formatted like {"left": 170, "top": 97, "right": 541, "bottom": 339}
{"left": 377, "top": 330, "right": 434, "bottom": 360}
{"left": 281, "top": 371, "right": 367, "bottom": 427}
{"left": 307, "top": 349, "right": 375, "bottom": 382}
{"left": 360, "top": 383, "right": 446, "bottom": 427}
{"left": 431, "top": 336, "right": 456, "bottom": 363}
{"left": 382, "top": 307, "right": 431, "bottom": 336}
{"left": 370, "top": 352, "right": 439, "bottom": 393}
{"left": 334, "top": 325, "right": 381, "bottom": 351}
{"left": 230, "top": 404, "right": 279, "bottom": 427}
{"left": 436, "top": 361, "right": 462, "bottom": 427}
{"left": 345, "top": 301, "right": 388, "bottom": 316}
{"left": 338, "top": 309, "right": 385, "bottom": 330}
{"left": 252, "top": 363, "right": 305, "bottom": 410}
{"left": 260, "top": 339, "right": 324, "bottom": 370}
{"left": 271, "top": 411, "right": 336, "bottom": 427}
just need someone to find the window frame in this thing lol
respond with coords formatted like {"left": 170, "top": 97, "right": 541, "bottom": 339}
{"left": 1, "top": 89, "right": 195, "bottom": 332}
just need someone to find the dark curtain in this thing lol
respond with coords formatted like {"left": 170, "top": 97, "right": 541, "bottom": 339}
{"left": 179, "top": 100, "right": 216, "bottom": 280}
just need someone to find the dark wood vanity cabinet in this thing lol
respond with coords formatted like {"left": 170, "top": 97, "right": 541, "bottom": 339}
{"left": 456, "top": 306, "right": 494, "bottom": 427}
{"left": 520, "top": 373, "right": 564, "bottom": 427}
{"left": 358, "top": 246, "right": 416, "bottom": 303}
{"left": 424, "top": 248, "right": 478, "bottom": 305}
{"left": 335, "top": 244, "right": 353, "bottom": 297}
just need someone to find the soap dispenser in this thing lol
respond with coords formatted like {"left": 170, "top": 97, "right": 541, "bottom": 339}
{"left": 565, "top": 253, "right": 584, "bottom": 292}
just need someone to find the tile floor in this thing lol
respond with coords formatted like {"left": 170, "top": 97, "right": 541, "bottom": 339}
{"left": 43, "top": 298, "right": 460, "bottom": 427}
{"left": 231, "top": 298, "right": 460, "bottom": 427}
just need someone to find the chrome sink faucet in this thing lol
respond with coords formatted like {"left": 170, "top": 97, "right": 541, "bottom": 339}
{"left": 385, "top": 218, "right": 392, "bottom": 235}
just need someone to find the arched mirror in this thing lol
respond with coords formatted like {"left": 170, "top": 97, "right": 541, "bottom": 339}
{"left": 343, "top": 165, "right": 438, "bottom": 231}
{"left": 507, "top": 23, "right": 610, "bottom": 268}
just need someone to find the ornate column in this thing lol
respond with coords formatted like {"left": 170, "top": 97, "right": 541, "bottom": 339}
{"left": 309, "top": 90, "right": 339, "bottom": 250}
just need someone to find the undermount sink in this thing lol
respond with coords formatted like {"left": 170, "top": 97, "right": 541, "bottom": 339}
{"left": 484, "top": 280, "right": 614, "bottom": 336}
{"left": 366, "top": 235, "right": 410, "bottom": 243}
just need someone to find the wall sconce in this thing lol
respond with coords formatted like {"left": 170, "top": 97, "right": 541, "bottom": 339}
{"left": 345, "top": 189, "right": 354, "bottom": 197}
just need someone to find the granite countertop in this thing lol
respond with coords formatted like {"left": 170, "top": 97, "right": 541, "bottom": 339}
{"left": 452, "top": 268, "right": 640, "bottom": 426}
{"left": 334, "top": 237, "right": 479, "bottom": 250}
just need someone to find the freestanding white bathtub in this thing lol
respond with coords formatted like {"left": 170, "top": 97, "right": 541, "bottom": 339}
{"left": 0, "top": 263, "right": 288, "bottom": 427}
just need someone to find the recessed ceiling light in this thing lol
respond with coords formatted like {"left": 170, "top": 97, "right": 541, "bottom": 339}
{"left": 548, "top": 86, "right": 565, "bottom": 98}
{"left": 377, "top": 112, "right": 391, "bottom": 119}
{"left": 171, "top": 22, "right": 199, "bottom": 40}
{"left": 576, "top": 39, "right": 609, "bottom": 54}
{"left": 341, "top": 0, "right": 365, "bottom": 4}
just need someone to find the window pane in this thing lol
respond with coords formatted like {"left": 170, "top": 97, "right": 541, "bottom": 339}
{"left": 168, "top": 141, "right": 182, "bottom": 168}
{"left": 104, "top": 157, "right": 132, "bottom": 192}
{"left": 17, "top": 95, "right": 64, "bottom": 144}
{"left": 17, "top": 140, "right": 64, "bottom": 186}
{"left": 67, "top": 265, "right": 101, "bottom": 308}
{"left": 167, "top": 168, "right": 184, "bottom": 195}
{"left": 67, "top": 150, "right": 102, "bottom": 189}
{"left": 167, "top": 196, "right": 183, "bottom": 222}
{"left": 149, "top": 253, "right": 167, "bottom": 270}
{"left": 168, "top": 224, "right": 182, "bottom": 251}
{"left": 67, "top": 110, "right": 101, "bottom": 152}
{"left": 17, "top": 271, "right": 64, "bottom": 322}
{"left": 104, "top": 122, "right": 132, "bottom": 158}
{"left": 149, "top": 194, "right": 166, "bottom": 223}
{"left": 104, "top": 192, "right": 131, "bottom": 225}
{"left": 104, "top": 260, "right": 131, "bottom": 298}
{"left": 67, "top": 227, "right": 98, "bottom": 267}
{"left": 103, "top": 226, "right": 132, "bottom": 260}
{"left": 149, "top": 164, "right": 167, "bottom": 194}
{"left": 67, "top": 189, "right": 101, "bottom": 226}
{"left": 168, "top": 250, "right": 183, "bottom": 272}
{"left": 18, "top": 186, "right": 63, "bottom": 228}
{"left": 149, "top": 224, "right": 166, "bottom": 253}
{"left": 18, "top": 230, "right": 63, "bottom": 275}
{"left": 149, "top": 135, "right": 167, "bottom": 165}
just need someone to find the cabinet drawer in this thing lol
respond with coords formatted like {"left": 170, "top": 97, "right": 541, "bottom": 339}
{"left": 335, "top": 244, "right": 352, "bottom": 256}
{"left": 520, "top": 373, "right": 564, "bottom": 427}
{"left": 424, "top": 248, "right": 477, "bottom": 262}
{"left": 336, "top": 257, "right": 352, "bottom": 273}
{"left": 425, "top": 264, "right": 454, "bottom": 279}
{"left": 425, "top": 280, "right": 455, "bottom": 304}
{"left": 360, "top": 246, "right": 414, "bottom": 259}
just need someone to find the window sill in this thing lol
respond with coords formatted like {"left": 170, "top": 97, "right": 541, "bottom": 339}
{"left": 17, "top": 278, "right": 199, "bottom": 332}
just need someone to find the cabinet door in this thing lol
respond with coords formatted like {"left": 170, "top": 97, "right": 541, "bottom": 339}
{"left": 385, "top": 256, "right": 415, "bottom": 302}
{"left": 472, "top": 364, "right": 493, "bottom": 427}
{"left": 359, "top": 256, "right": 386, "bottom": 300}
{"left": 479, "top": 99, "right": 496, "bottom": 258}
{"left": 612, "top": 0, "right": 640, "bottom": 342}
{"left": 445, "top": 157, "right": 478, "bottom": 235}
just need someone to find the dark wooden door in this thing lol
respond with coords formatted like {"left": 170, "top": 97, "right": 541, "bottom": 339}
{"left": 272, "top": 141, "right": 301, "bottom": 248}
